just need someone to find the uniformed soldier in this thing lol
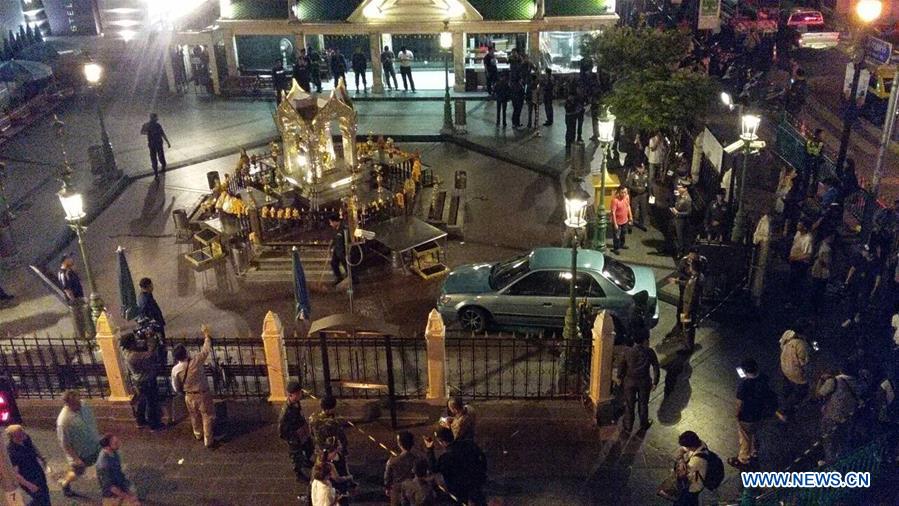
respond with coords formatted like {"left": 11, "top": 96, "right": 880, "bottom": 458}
{"left": 804, "top": 128, "right": 824, "bottom": 192}
{"left": 278, "top": 380, "right": 314, "bottom": 481}
{"left": 680, "top": 263, "right": 704, "bottom": 352}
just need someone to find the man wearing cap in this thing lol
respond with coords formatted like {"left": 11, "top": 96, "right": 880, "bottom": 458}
{"left": 171, "top": 325, "right": 216, "bottom": 448}
{"left": 278, "top": 380, "right": 314, "bottom": 481}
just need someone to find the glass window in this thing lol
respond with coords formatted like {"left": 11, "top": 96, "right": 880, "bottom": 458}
{"left": 490, "top": 255, "right": 530, "bottom": 289}
{"left": 601, "top": 257, "right": 636, "bottom": 291}
{"left": 576, "top": 273, "right": 605, "bottom": 298}
{"left": 505, "top": 271, "right": 566, "bottom": 296}
{"left": 539, "top": 31, "right": 594, "bottom": 73}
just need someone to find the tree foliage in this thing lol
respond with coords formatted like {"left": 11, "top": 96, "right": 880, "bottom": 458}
{"left": 580, "top": 27, "right": 717, "bottom": 133}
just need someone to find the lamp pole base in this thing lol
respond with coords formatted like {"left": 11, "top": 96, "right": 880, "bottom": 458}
{"left": 593, "top": 211, "right": 609, "bottom": 251}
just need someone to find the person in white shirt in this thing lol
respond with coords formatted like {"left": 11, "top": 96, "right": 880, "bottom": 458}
{"left": 311, "top": 460, "right": 345, "bottom": 506}
{"left": 646, "top": 131, "right": 664, "bottom": 183}
{"left": 787, "top": 221, "right": 813, "bottom": 302}
{"left": 673, "top": 431, "right": 708, "bottom": 506}
{"left": 397, "top": 47, "right": 415, "bottom": 92}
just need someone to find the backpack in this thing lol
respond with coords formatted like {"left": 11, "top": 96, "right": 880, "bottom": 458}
{"left": 695, "top": 449, "right": 725, "bottom": 491}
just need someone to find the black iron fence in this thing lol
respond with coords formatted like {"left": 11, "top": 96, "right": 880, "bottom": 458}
{"left": 286, "top": 332, "right": 427, "bottom": 400}
{"left": 444, "top": 330, "right": 591, "bottom": 400}
{"left": 163, "top": 336, "right": 269, "bottom": 400}
{"left": 4, "top": 331, "right": 592, "bottom": 402}
{"left": 0, "top": 336, "right": 108, "bottom": 399}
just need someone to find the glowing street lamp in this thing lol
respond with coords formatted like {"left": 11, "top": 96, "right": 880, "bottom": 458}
{"left": 83, "top": 61, "right": 119, "bottom": 178}
{"left": 835, "top": 0, "right": 882, "bottom": 177}
{"left": 563, "top": 186, "right": 591, "bottom": 347}
{"left": 58, "top": 185, "right": 105, "bottom": 325}
{"left": 731, "top": 114, "right": 763, "bottom": 243}
{"left": 591, "top": 109, "right": 615, "bottom": 250}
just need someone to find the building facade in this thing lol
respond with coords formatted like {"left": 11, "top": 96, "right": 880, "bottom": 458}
{"left": 168, "top": 0, "right": 617, "bottom": 95}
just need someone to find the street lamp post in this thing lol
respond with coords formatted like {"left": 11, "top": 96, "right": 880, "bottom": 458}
{"left": 591, "top": 110, "right": 615, "bottom": 251}
{"left": 730, "top": 114, "right": 761, "bottom": 243}
{"left": 861, "top": 65, "right": 899, "bottom": 241}
{"left": 439, "top": 30, "right": 454, "bottom": 136}
{"left": 835, "top": 0, "right": 882, "bottom": 175}
{"left": 58, "top": 185, "right": 105, "bottom": 323}
{"left": 720, "top": 92, "right": 744, "bottom": 208}
{"left": 563, "top": 187, "right": 591, "bottom": 347}
{"left": 83, "top": 62, "right": 119, "bottom": 178}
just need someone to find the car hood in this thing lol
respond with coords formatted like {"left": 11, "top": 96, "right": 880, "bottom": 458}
{"left": 627, "top": 266, "right": 658, "bottom": 299}
{"left": 442, "top": 263, "right": 495, "bottom": 294}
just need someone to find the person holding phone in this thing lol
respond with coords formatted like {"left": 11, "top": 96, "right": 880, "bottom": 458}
{"left": 439, "top": 398, "right": 476, "bottom": 441}
{"left": 729, "top": 358, "right": 775, "bottom": 470}
{"left": 311, "top": 460, "right": 349, "bottom": 506}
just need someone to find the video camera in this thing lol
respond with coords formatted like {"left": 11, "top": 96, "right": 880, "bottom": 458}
{"left": 133, "top": 317, "right": 164, "bottom": 351}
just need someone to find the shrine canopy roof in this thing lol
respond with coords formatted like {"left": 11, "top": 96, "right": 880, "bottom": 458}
{"left": 224, "top": 0, "right": 610, "bottom": 22}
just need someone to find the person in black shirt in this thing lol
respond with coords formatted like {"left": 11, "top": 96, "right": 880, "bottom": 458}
{"left": 618, "top": 329, "right": 660, "bottom": 434}
{"left": 494, "top": 74, "right": 510, "bottom": 128}
{"left": 542, "top": 68, "right": 554, "bottom": 126}
{"left": 424, "top": 428, "right": 487, "bottom": 505}
{"left": 330, "top": 49, "right": 348, "bottom": 89}
{"left": 137, "top": 277, "right": 167, "bottom": 363}
{"left": 510, "top": 78, "right": 525, "bottom": 128}
{"left": 59, "top": 254, "right": 89, "bottom": 338}
{"left": 6, "top": 425, "right": 50, "bottom": 506}
{"left": 140, "top": 113, "right": 171, "bottom": 178}
{"left": 293, "top": 49, "right": 312, "bottom": 92}
{"left": 278, "top": 380, "right": 314, "bottom": 481}
{"left": 328, "top": 215, "right": 357, "bottom": 285}
{"left": 351, "top": 47, "right": 367, "bottom": 93}
{"left": 704, "top": 188, "right": 729, "bottom": 243}
{"left": 841, "top": 245, "right": 882, "bottom": 328}
{"left": 381, "top": 46, "right": 399, "bottom": 90}
{"left": 272, "top": 59, "right": 287, "bottom": 103}
{"left": 309, "top": 50, "right": 322, "bottom": 93}
{"left": 729, "top": 358, "right": 774, "bottom": 469}
{"left": 483, "top": 46, "right": 498, "bottom": 94}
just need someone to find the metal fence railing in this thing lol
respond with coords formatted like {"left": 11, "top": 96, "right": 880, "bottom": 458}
{"left": 444, "top": 331, "right": 591, "bottom": 400}
{"left": 4, "top": 331, "right": 592, "bottom": 402}
{"left": 285, "top": 332, "right": 427, "bottom": 400}
{"left": 163, "top": 336, "right": 269, "bottom": 400}
{"left": 0, "top": 336, "right": 108, "bottom": 399}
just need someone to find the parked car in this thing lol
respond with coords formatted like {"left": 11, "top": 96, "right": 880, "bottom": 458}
{"left": 437, "top": 247, "right": 659, "bottom": 332}
{"left": 785, "top": 9, "right": 839, "bottom": 50}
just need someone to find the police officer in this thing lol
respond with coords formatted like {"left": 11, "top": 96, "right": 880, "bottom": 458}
{"left": 272, "top": 59, "right": 287, "bottom": 103}
{"left": 670, "top": 183, "right": 693, "bottom": 258}
{"left": 293, "top": 48, "right": 312, "bottom": 92}
{"left": 804, "top": 128, "right": 824, "bottom": 193}
{"left": 626, "top": 163, "right": 650, "bottom": 230}
{"left": 278, "top": 380, "right": 314, "bottom": 480}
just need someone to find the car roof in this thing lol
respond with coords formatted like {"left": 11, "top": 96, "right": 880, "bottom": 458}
{"left": 529, "top": 247, "right": 605, "bottom": 271}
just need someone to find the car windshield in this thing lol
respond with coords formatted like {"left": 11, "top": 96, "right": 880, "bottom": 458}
{"left": 489, "top": 255, "right": 530, "bottom": 289}
{"left": 601, "top": 256, "right": 636, "bottom": 291}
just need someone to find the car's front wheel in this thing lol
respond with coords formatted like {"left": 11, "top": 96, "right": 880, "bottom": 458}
{"left": 458, "top": 306, "right": 489, "bottom": 332}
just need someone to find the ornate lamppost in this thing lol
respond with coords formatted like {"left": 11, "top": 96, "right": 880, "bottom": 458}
{"left": 591, "top": 109, "right": 615, "bottom": 251}
{"left": 83, "top": 62, "right": 119, "bottom": 178}
{"left": 730, "top": 114, "right": 761, "bottom": 243}
{"left": 58, "top": 185, "right": 105, "bottom": 323}
{"left": 439, "top": 28, "right": 454, "bottom": 135}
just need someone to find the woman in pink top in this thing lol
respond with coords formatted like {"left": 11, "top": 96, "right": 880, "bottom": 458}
{"left": 610, "top": 187, "right": 633, "bottom": 254}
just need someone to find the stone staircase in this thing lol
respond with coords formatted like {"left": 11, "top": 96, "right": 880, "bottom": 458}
{"left": 242, "top": 244, "right": 333, "bottom": 284}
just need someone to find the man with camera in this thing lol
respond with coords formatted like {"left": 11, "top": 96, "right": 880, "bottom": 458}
{"left": 119, "top": 330, "right": 163, "bottom": 431}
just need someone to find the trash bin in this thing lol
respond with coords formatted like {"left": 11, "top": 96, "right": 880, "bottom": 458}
{"left": 454, "top": 99, "right": 466, "bottom": 126}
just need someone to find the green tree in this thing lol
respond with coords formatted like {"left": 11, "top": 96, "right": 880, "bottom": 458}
{"left": 580, "top": 26, "right": 716, "bottom": 133}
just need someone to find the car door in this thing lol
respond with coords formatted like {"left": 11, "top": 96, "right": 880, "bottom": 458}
{"left": 542, "top": 272, "right": 609, "bottom": 324}
{"left": 496, "top": 271, "right": 567, "bottom": 326}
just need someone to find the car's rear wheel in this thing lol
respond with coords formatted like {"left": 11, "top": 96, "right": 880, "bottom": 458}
{"left": 458, "top": 306, "right": 489, "bottom": 332}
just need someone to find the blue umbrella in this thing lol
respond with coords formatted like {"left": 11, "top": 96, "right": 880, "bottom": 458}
{"left": 117, "top": 246, "right": 138, "bottom": 320}
{"left": 292, "top": 246, "right": 311, "bottom": 321}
